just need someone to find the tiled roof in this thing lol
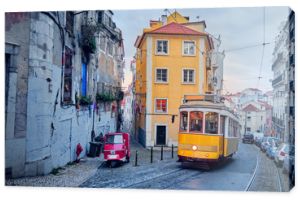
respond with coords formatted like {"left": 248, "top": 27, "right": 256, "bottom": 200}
{"left": 149, "top": 22, "right": 207, "bottom": 36}
{"left": 242, "top": 104, "right": 260, "bottom": 112}
{"left": 257, "top": 100, "right": 272, "bottom": 109}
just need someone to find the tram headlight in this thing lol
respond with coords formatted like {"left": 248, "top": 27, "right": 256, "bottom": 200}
{"left": 192, "top": 145, "right": 197, "bottom": 151}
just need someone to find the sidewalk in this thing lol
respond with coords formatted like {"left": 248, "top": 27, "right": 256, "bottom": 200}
{"left": 248, "top": 145, "right": 293, "bottom": 192}
{"left": 5, "top": 156, "right": 103, "bottom": 187}
{"left": 5, "top": 139, "right": 177, "bottom": 187}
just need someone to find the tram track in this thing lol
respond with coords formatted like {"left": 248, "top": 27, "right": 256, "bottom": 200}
{"left": 125, "top": 167, "right": 204, "bottom": 189}
{"left": 245, "top": 154, "right": 259, "bottom": 191}
{"left": 245, "top": 147, "right": 283, "bottom": 192}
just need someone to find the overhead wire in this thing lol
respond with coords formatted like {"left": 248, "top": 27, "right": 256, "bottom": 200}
{"left": 256, "top": 7, "right": 266, "bottom": 89}
{"left": 159, "top": 9, "right": 271, "bottom": 90}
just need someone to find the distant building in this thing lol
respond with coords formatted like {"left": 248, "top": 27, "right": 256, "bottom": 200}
{"left": 121, "top": 83, "right": 134, "bottom": 134}
{"left": 240, "top": 101, "right": 272, "bottom": 137}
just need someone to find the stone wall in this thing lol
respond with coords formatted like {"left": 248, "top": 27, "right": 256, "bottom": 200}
{"left": 5, "top": 12, "right": 31, "bottom": 178}
{"left": 6, "top": 11, "right": 123, "bottom": 178}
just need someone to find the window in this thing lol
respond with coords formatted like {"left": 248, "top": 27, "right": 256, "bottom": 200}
{"left": 100, "top": 36, "right": 106, "bottom": 51}
{"left": 246, "top": 127, "right": 251, "bottom": 131}
{"left": 155, "top": 99, "right": 167, "bottom": 113}
{"left": 5, "top": 53, "right": 10, "bottom": 108}
{"left": 190, "top": 111, "right": 203, "bottom": 133}
{"left": 247, "top": 116, "right": 251, "bottom": 121}
{"left": 63, "top": 47, "right": 73, "bottom": 103}
{"left": 107, "top": 40, "right": 113, "bottom": 56}
{"left": 180, "top": 111, "right": 188, "bottom": 131}
{"left": 156, "top": 68, "right": 168, "bottom": 83}
{"left": 156, "top": 40, "right": 168, "bottom": 55}
{"left": 205, "top": 112, "right": 219, "bottom": 134}
{"left": 81, "top": 63, "right": 87, "bottom": 96}
{"left": 98, "top": 11, "right": 104, "bottom": 23}
{"left": 183, "top": 69, "right": 195, "bottom": 83}
{"left": 66, "top": 11, "right": 74, "bottom": 35}
{"left": 106, "top": 134, "right": 123, "bottom": 144}
{"left": 220, "top": 116, "right": 226, "bottom": 135}
{"left": 183, "top": 41, "right": 195, "bottom": 55}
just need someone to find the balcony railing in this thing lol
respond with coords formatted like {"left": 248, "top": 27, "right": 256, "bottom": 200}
{"left": 272, "top": 74, "right": 283, "bottom": 86}
{"left": 272, "top": 53, "right": 283, "bottom": 69}
{"left": 272, "top": 116, "right": 284, "bottom": 127}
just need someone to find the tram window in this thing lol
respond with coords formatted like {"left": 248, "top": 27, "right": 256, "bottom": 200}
{"left": 190, "top": 111, "right": 203, "bottom": 132}
{"left": 180, "top": 111, "right": 188, "bottom": 131}
{"left": 205, "top": 112, "right": 219, "bottom": 134}
{"left": 220, "top": 116, "right": 226, "bottom": 135}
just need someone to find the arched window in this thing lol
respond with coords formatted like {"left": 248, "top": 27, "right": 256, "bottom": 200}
{"left": 189, "top": 111, "right": 203, "bottom": 133}
{"left": 205, "top": 112, "right": 219, "bottom": 134}
{"left": 180, "top": 111, "right": 188, "bottom": 131}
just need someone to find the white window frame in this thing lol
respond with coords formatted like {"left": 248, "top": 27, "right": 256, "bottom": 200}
{"left": 182, "top": 68, "right": 195, "bottom": 84}
{"left": 155, "top": 67, "right": 168, "bottom": 84}
{"left": 154, "top": 98, "right": 168, "bottom": 114}
{"left": 155, "top": 40, "right": 169, "bottom": 55}
{"left": 182, "top": 40, "right": 196, "bottom": 56}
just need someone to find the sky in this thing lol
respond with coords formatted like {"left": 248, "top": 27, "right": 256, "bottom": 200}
{"left": 113, "top": 7, "right": 289, "bottom": 94}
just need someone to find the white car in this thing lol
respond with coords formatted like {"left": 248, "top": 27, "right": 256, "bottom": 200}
{"left": 274, "top": 143, "right": 289, "bottom": 167}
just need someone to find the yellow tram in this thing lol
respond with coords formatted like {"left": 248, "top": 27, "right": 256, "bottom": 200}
{"left": 177, "top": 95, "right": 241, "bottom": 163}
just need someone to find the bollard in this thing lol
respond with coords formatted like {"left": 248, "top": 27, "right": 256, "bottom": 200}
{"left": 161, "top": 146, "right": 163, "bottom": 160}
{"left": 172, "top": 144, "right": 174, "bottom": 158}
{"left": 150, "top": 147, "right": 153, "bottom": 163}
{"left": 135, "top": 150, "right": 138, "bottom": 166}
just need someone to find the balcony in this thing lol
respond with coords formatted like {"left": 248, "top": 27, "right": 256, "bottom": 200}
{"left": 289, "top": 54, "right": 295, "bottom": 66}
{"left": 289, "top": 80, "right": 295, "bottom": 92}
{"left": 290, "top": 107, "right": 295, "bottom": 117}
{"left": 272, "top": 53, "right": 283, "bottom": 70}
{"left": 272, "top": 116, "right": 284, "bottom": 127}
{"left": 272, "top": 74, "right": 283, "bottom": 87}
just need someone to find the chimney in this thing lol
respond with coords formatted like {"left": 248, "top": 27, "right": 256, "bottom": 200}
{"left": 161, "top": 15, "right": 167, "bottom": 25}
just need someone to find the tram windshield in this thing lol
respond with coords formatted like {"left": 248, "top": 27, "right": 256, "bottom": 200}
{"left": 190, "top": 111, "right": 203, "bottom": 133}
{"left": 205, "top": 112, "right": 219, "bottom": 134}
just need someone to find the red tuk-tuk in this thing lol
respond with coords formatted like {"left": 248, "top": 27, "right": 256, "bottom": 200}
{"left": 103, "top": 132, "right": 130, "bottom": 166}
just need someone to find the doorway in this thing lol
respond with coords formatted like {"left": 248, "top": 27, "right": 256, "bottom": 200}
{"left": 156, "top": 125, "right": 166, "bottom": 145}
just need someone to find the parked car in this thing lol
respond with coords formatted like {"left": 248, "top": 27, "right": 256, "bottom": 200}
{"left": 260, "top": 137, "right": 279, "bottom": 152}
{"left": 242, "top": 133, "right": 254, "bottom": 144}
{"left": 266, "top": 144, "right": 278, "bottom": 159}
{"left": 283, "top": 145, "right": 295, "bottom": 181}
{"left": 254, "top": 137, "right": 263, "bottom": 148}
{"left": 103, "top": 132, "right": 130, "bottom": 167}
{"left": 274, "top": 143, "right": 289, "bottom": 167}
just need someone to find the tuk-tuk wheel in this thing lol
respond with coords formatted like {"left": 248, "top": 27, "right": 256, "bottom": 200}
{"left": 126, "top": 155, "right": 130, "bottom": 163}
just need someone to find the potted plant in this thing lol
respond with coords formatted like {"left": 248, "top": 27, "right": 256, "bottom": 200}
{"left": 79, "top": 96, "right": 93, "bottom": 106}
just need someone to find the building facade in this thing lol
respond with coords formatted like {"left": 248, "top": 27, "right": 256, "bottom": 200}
{"left": 271, "top": 18, "right": 290, "bottom": 142}
{"left": 287, "top": 10, "right": 295, "bottom": 145}
{"left": 134, "top": 11, "right": 220, "bottom": 147}
{"left": 5, "top": 10, "right": 124, "bottom": 178}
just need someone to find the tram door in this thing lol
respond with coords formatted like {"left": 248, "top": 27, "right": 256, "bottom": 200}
{"left": 156, "top": 125, "right": 166, "bottom": 145}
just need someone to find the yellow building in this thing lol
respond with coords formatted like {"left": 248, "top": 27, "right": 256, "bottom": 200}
{"left": 134, "top": 11, "right": 213, "bottom": 147}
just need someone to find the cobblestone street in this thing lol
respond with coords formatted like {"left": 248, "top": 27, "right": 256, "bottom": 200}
{"left": 248, "top": 145, "right": 293, "bottom": 192}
